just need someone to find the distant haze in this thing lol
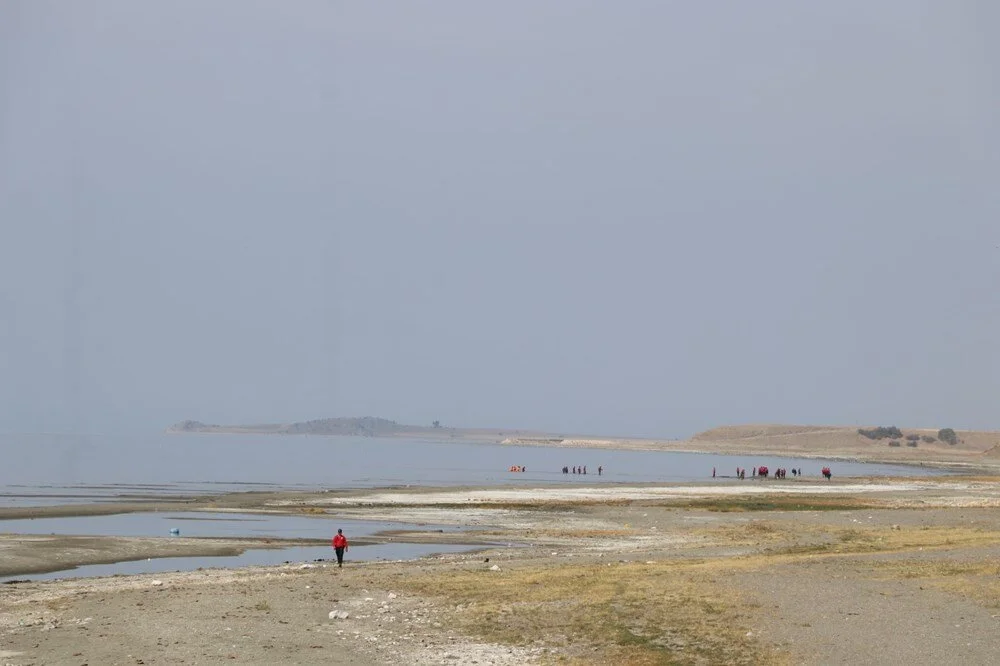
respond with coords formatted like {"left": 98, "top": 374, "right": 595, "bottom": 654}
{"left": 1, "top": 1, "right": 997, "bottom": 438}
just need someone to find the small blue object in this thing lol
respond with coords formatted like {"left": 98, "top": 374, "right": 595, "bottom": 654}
{"left": 169, "top": 527, "right": 180, "bottom": 535}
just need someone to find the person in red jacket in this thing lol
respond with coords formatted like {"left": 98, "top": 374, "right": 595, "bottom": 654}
{"left": 332, "top": 528, "right": 349, "bottom": 567}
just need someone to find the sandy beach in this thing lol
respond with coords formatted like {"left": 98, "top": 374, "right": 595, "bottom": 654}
{"left": 4, "top": 463, "right": 1000, "bottom": 664}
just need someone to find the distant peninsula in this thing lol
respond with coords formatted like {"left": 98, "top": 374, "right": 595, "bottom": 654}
{"left": 166, "top": 416, "right": 559, "bottom": 443}
{"left": 167, "top": 419, "right": 1000, "bottom": 469}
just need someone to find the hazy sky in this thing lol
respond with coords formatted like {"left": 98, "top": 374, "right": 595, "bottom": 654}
{"left": 1, "top": 1, "right": 997, "bottom": 438}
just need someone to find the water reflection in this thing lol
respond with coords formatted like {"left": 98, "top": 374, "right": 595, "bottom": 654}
{"left": 0, "top": 542, "right": 477, "bottom": 583}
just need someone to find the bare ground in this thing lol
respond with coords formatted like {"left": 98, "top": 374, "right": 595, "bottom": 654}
{"left": 4, "top": 476, "right": 1000, "bottom": 664}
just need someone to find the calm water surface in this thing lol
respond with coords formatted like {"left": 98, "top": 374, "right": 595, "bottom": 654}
{"left": 0, "top": 512, "right": 482, "bottom": 582}
{"left": 0, "top": 432, "right": 936, "bottom": 506}
{"left": 0, "top": 433, "right": 939, "bottom": 581}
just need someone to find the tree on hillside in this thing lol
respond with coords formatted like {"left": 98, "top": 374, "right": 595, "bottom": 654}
{"left": 938, "top": 428, "right": 958, "bottom": 445}
{"left": 858, "top": 426, "right": 903, "bottom": 440}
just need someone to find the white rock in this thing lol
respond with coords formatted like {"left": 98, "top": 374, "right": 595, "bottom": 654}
{"left": 329, "top": 610, "right": 350, "bottom": 620}
{"left": 150, "top": 580, "right": 163, "bottom": 587}
{"left": 490, "top": 565, "right": 501, "bottom": 571}
{"left": 299, "top": 564, "right": 316, "bottom": 569}
{"left": 365, "top": 597, "right": 374, "bottom": 602}
{"left": 388, "top": 592, "right": 398, "bottom": 599}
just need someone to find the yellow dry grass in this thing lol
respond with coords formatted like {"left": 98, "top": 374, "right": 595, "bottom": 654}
{"left": 396, "top": 560, "right": 788, "bottom": 665}
{"left": 528, "top": 528, "right": 635, "bottom": 539}
{"left": 392, "top": 495, "right": 1000, "bottom": 664}
{"left": 864, "top": 556, "right": 1000, "bottom": 609}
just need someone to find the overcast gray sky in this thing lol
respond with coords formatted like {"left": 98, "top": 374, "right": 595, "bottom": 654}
{"left": 1, "top": 1, "right": 997, "bottom": 438}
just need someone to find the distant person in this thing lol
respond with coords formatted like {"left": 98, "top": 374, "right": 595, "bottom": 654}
{"left": 712, "top": 467, "right": 716, "bottom": 478}
{"left": 598, "top": 465, "right": 602, "bottom": 476}
{"left": 332, "top": 528, "right": 349, "bottom": 567}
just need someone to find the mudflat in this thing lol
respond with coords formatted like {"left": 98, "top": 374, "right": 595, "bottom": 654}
{"left": 4, "top": 475, "right": 1000, "bottom": 664}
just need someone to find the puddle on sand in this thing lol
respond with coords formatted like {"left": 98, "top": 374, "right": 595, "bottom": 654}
{"left": 0, "top": 511, "right": 479, "bottom": 583}
{"left": 0, "top": 511, "right": 464, "bottom": 539}
{"left": 1, "top": 542, "right": 477, "bottom": 583}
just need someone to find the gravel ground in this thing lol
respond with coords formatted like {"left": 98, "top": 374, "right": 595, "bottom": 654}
{"left": 4, "top": 479, "right": 1000, "bottom": 664}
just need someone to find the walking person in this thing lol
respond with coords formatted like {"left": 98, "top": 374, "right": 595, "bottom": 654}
{"left": 332, "top": 528, "right": 349, "bottom": 567}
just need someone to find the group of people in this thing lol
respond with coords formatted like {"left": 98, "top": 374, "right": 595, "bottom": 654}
{"left": 562, "top": 465, "right": 602, "bottom": 475}
{"left": 509, "top": 465, "right": 527, "bottom": 472}
{"left": 722, "top": 466, "right": 813, "bottom": 479}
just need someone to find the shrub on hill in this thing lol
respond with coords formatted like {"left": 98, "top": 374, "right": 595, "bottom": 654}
{"left": 938, "top": 428, "right": 958, "bottom": 445}
{"left": 858, "top": 426, "right": 903, "bottom": 440}
{"left": 921, "top": 435, "right": 937, "bottom": 443}
{"left": 905, "top": 434, "right": 920, "bottom": 442}
{"left": 906, "top": 440, "right": 918, "bottom": 447}
{"left": 888, "top": 440, "right": 901, "bottom": 447}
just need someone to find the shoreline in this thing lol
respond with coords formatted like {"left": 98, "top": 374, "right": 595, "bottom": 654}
{"left": 165, "top": 422, "right": 1000, "bottom": 473}
{"left": 6, "top": 476, "right": 1000, "bottom": 663}
{"left": 0, "top": 474, "right": 984, "bottom": 578}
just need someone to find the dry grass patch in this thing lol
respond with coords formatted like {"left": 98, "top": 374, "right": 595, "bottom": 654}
{"left": 691, "top": 521, "right": 1000, "bottom": 561}
{"left": 758, "top": 524, "right": 1000, "bottom": 560}
{"left": 530, "top": 528, "right": 634, "bottom": 539}
{"left": 865, "top": 557, "right": 1000, "bottom": 608}
{"left": 660, "top": 496, "right": 884, "bottom": 513}
{"left": 829, "top": 525, "right": 998, "bottom": 554}
{"left": 691, "top": 520, "right": 799, "bottom": 550}
{"left": 395, "top": 560, "right": 787, "bottom": 665}
{"left": 934, "top": 475, "right": 1000, "bottom": 483}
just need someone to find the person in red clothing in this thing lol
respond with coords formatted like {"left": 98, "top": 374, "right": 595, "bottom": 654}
{"left": 332, "top": 528, "right": 349, "bottom": 567}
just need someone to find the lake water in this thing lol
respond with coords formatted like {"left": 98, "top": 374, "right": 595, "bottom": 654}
{"left": 0, "top": 512, "right": 465, "bottom": 540}
{"left": 0, "top": 543, "right": 478, "bottom": 583}
{"left": 0, "top": 432, "right": 936, "bottom": 507}
{"left": 0, "top": 433, "right": 940, "bottom": 581}
{"left": 0, "top": 512, "right": 482, "bottom": 583}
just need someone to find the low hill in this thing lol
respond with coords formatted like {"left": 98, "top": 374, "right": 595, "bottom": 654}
{"left": 691, "top": 423, "right": 1000, "bottom": 466}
